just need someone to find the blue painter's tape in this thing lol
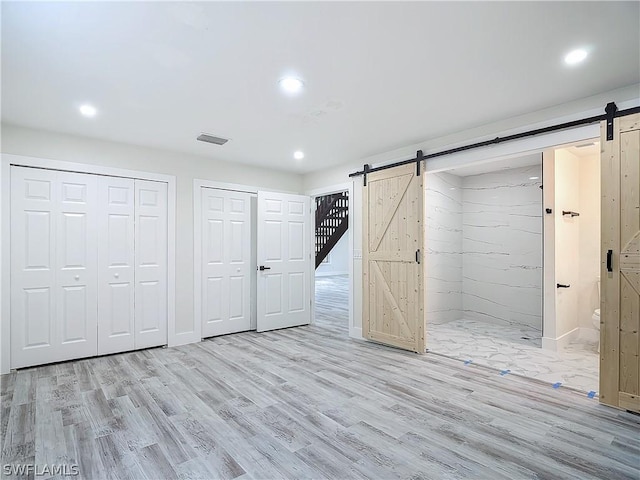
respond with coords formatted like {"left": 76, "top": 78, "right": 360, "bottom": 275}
{"left": 463, "top": 360, "right": 473, "bottom": 365}
{"left": 552, "top": 382, "right": 562, "bottom": 389}
{"left": 587, "top": 391, "right": 597, "bottom": 398}
{"left": 499, "top": 369, "right": 511, "bottom": 376}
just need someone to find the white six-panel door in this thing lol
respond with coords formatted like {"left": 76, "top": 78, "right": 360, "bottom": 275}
{"left": 134, "top": 180, "right": 168, "bottom": 349}
{"left": 11, "top": 167, "right": 99, "bottom": 368}
{"left": 202, "top": 188, "right": 253, "bottom": 337}
{"left": 98, "top": 176, "right": 136, "bottom": 355}
{"left": 257, "top": 191, "right": 311, "bottom": 332}
{"left": 10, "top": 167, "right": 169, "bottom": 368}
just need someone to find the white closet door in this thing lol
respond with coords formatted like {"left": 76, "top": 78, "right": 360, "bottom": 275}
{"left": 256, "top": 191, "right": 311, "bottom": 332}
{"left": 10, "top": 167, "right": 98, "bottom": 368}
{"left": 134, "top": 179, "right": 168, "bottom": 349}
{"left": 98, "top": 176, "right": 135, "bottom": 355}
{"left": 202, "top": 188, "right": 253, "bottom": 337}
{"left": 56, "top": 171, "right": 98, "bottom": 361}
{"left": 11, "top": 167, "right": 59, "bottom": 368}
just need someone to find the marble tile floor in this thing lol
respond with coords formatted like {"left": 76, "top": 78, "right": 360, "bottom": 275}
{"left": 428, "top": 319, "right": 599, "bottom": 395}
{"left": 314, "top": 275, "right": 599, "bottom": 394}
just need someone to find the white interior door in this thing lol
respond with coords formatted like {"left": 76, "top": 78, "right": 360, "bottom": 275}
{"left": 10, "top": 166, "right": 98, "bottom": 368}
{"left": 98, "top": 176, "right": 135, "bottom": 355}
{"left": 134, "top": 179, "right": 168, "bottom": 349}
{"left": 257, "top": 191, "right": 311, "bottom": 332}
{"left": 56, "top": 171, "right": 98, "bottom": 360}
{"left": 201, "top": 188, "right": 254, "bottom": 337}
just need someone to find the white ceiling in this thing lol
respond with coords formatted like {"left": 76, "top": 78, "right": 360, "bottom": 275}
{"left": 2, "top": 2, "right": 639, "bottom": 174}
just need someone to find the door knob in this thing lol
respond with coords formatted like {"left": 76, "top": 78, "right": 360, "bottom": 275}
{"left": 114, "top": 273, "right": 119, "bottom": 278}
{"left": 74, "top": 275, "right": 80, "bottom": 280}
{"left": 258, "top": 266, "right": 271, "bottom": 271}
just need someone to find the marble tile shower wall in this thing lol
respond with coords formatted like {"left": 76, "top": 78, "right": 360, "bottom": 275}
{"left": 426, "top": 172, "right": 463, "bottom": 324}
{"left": 461, "top": 165, "right": 543, "bottom": 331}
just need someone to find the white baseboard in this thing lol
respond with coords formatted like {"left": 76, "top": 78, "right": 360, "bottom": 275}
{"left": 350, "top": 327, "right": 363, "bottom": 340}
{"left": 542, "top": 327, "right": 580, "bottom": 352}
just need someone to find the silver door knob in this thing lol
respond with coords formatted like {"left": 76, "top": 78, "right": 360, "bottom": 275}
{"left": 114, "top": 273, "right": 119, "bottom": 278}
{"left": 74, "top": 275, "right": 80, "bottom": 280}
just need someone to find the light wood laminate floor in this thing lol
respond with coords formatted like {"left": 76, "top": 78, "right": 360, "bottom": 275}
{"left": 2, "top": 277, "right": 639, "bottom": 479}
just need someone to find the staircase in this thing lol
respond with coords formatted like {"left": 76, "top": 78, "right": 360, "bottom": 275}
{"left": 315, "top": 192, "right": 349, "bottom": 268}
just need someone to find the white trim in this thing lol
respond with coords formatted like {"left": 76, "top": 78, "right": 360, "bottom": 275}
{"left": 1, "top": 153, "right": 177, "bottom": 374}
{"left": 542, "top": 327, "right": 580, "bottom": 352}
{"left": 306, "top": 181, "right": 355, "bottom": 339}
{"left": 193, "top": 178, "right": 263, "bottom": 343}
{"left": 3, "top": 153, "right": 175, "bottom": 183}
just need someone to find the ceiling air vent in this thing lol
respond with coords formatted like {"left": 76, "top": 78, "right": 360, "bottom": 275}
{"left": 197, "top": 133, "right": 229, "bottom": 145}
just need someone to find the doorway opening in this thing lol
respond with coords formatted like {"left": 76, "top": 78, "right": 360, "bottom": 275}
{"left": 426, "top": 142, "right": 600, "bottom": 393}
{"left": 313, "top": 190, "right": 350, "bottom": 335}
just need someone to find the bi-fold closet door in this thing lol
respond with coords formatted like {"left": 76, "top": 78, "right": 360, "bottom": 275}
{"left": 10, "top": 166, "right": 168, "bottom": 369}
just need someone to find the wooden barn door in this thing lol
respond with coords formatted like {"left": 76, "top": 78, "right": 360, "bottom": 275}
{"left": 600, "top": 112, "right": 640, "bottom": 412}
{"left": 363, "top": 163, "right": 425, "bottom": 353}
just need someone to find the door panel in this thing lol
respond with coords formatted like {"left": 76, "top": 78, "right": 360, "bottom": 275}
{"left": 55, "top": 171, "right": 98, "bottom": 356}
{"left": 11, "top": 167, "right": 57, "bottom": 367}
{"left": 98, "top": 176, "right": 135, "bottom": 355}
{"left": 135, "top": 180, "right": 168, "bottom": 349}
{"left": 11, "top": 167, "right": 98, "bottom": 368}
{"left": 257, "top": 191, "right": 311, "bottom": 332}
{"left": 202, "top": 188, "right": 253, "bottom": 337}
{"left": 363, "top": 163, "right": 425, "bottom": 353}
{"left": 601, "top": 113, "right": 640, "bottom": 412}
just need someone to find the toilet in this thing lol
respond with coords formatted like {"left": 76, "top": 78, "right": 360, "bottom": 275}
{"left": 592, "top": 277, "right": 601, "bottom": 352}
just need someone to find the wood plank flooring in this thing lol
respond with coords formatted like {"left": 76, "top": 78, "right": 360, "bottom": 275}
{"left": 1, "top": 276, "right": 639, "bottom": 479}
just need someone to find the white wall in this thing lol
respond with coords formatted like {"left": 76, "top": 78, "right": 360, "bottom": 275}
{"left": 554, "top": 148, "right": 581, "bottom": 339}
{"left": 578, "top": 152, "right": 601, "bottom": 330}
{"left": 461, "top": 165, "right": 543, "bottom": 329}
{"left": 316, "top": 231, "right": 349, "bottom": 276}
{"left": 1, "top": 124, "right": 303, "bottom": 354}
{"left": 425, "top": 172, "right": 463, "bottom": 324}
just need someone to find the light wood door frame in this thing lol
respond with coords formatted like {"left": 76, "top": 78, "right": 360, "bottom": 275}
{"left": 363, "top": 163, "right": 425, "bottom": 353}
{"left": 600, "top": 113, "right": 640, "bottom": 412}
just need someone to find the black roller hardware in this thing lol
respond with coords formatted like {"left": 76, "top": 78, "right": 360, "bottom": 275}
{"left": 349, "top": 103, "right": 640, "bottom": 179}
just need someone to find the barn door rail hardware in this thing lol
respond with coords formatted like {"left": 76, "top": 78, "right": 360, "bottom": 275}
{"left": 349, "top": 102, "right": 640, "bottom": 181}
{"left": 562, "top": 210, "right": 580, "bottom": 217}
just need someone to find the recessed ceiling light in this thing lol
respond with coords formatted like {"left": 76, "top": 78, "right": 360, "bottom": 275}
{"left": 279, "top": 77, "right": 304, "bottom": 94}
{"left": 79, "top": 104, "right": 97, "bottom": 117}
{"left": 564, "top": 49, "right": 588, "bottom": 65}
{"left": 293, "top": 150, "right": 305, "bottom": 160}
{"left": 529, "top": 176, "right": 539, "bottom": 180}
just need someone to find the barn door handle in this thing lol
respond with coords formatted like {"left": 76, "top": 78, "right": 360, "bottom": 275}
{"left": 258, "top": 265, "right": 271, "bottom": 271}
{"left": 557, "top": 283, "right": 570, "bottom": 289}
{"left": 415, "top": 249, "right": 421, "bottom": 264}
{"left": 606, "top": 250, "right": 613, "bottom": 272}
